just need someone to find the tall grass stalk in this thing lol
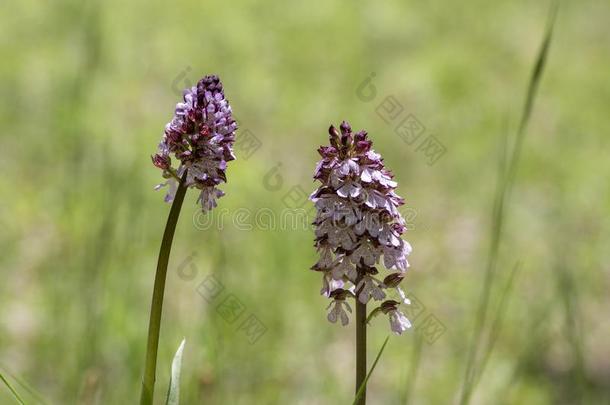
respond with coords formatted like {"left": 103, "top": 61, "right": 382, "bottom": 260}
{"left": 459, "top": 2, "right": 558, "bottom": 403}
{"left": 0, "top": 371, "right": 25, "bottom": 405}
{"left": 470, "top": 261, "right": 521, "bottom": 390}
{"left": 355, "top": 296, "right": 367, "bottom": 405}
{"left": 353, "top": 336, "right": 390, "bottom": 405}
{"left": 140, "top": 173, "right": 188, "bottom": 405}
{"left": 554, "top": 257, "right": 586, "bottom": 402}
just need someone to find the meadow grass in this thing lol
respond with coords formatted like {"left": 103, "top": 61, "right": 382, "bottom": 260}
{"left": 1, "top": 0, "right": 609, "bottom": 403}
{"left": 459, "top": 2, "right": 558, "bottom": 403}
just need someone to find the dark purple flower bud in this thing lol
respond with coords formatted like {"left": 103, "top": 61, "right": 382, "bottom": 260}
{"left": 354, "top": 130, "right": 367, "bottom": 143}
{"left": 329, "top": 125, "right": 340, "bottom": 138}
{"left": 380, "top": 300, "right": 400, "bottom": 314}
{"left": 340, "top": 124, "right": 352, "bottom": 148}
{"left": 354, "top": 130, "right": 372, "bottom": 153}
{"left": 151, "top": 153, "right": 171, "bottom": 170}
{"left": 328, "top": 125, "right": 340, "bottom": 148}
{"left": 382, "top": 272, "right": 404, "bottom": 288}
{"left": 339, "top": 121, "right": 351, "bottom": 134}
{"left": 329, "top": 288, "right": 353, "bottom": 300}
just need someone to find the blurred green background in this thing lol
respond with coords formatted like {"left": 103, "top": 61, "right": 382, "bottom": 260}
{"left": 1, "top": 0, "right": 609, "bottom": 403}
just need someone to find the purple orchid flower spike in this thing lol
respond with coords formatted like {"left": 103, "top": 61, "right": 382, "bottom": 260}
{"left": 310, "top": 121, "right": 413, "bottom": 335}
{"left": 152, "top": 74, "right": 237, "bottom": 211}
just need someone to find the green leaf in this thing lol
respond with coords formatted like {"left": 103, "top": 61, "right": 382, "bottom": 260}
{"left": 165, "top": 339, "right": 186, "bottom": 405}
{"left": 365, "top": 307, "right": 382, "bottom": 324}
{"left": 0, "top": 371, "right": 25, "bottom": 405}
{"left": 353, "top": 336, "right": 390, "bottom": 405}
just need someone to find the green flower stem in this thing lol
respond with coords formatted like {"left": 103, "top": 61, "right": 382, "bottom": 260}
{"left": 355, "top": 280, "right": 367, "bottom": 405}
{"left": 140, "top": 173, "right": 188, "bottom": 405}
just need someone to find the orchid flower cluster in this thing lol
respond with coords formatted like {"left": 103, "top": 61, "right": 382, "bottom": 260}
{"left": 310, "top": 121, "right": 413, "bottom": 335}
{"left": 152, "top": 75, "right": 237, "bottom": 211}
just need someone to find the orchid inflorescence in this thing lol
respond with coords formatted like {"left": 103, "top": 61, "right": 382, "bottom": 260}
{"left": 152, "top": 75, "right": 237, "bottom": 211}
{"left": 310, "top": 121, "right": 412, "bottom": 334}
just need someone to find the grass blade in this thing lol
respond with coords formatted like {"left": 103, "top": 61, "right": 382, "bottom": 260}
{"left": 459, "top": 2, "right": 558, "bottom": 404}
{"left": 459, "top": 104, "right": 512, "bottom": 405}
{"left": 553, "top": 259, "right": 586, "bottom": 402}
{"left": 0, "top": 371, "right": 25, "bottom": 405}
{"left": 0, "top": 364, "right": 48, "bottom": 405}
{"left": 507, "top": 0, "right": 559, "bottom": 192}
{"left": 352, "top": 336, "right": 390, "bottom": 405}
{"left": 165, "top": 339, "right": 186, "bottom": 405}
{"left": 519, "top": 0, "right": 558, "bottom": 128}
{"left": 471, "top": 261, "right": 522, "bottom": 390}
